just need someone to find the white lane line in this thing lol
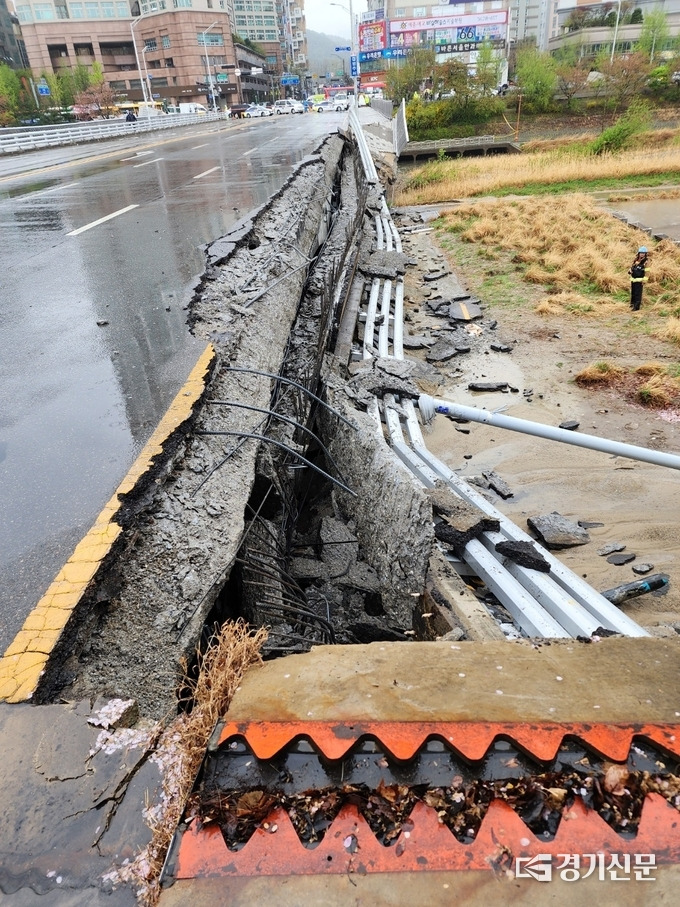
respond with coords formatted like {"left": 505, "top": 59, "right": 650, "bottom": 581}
{"left": 193, "top": 166, "right": 221, "bottom": 179}
{"left": 192, "top": 143, "right": 209, "bottom": 149}
{"left": 133, "top": 157, "right": 164, "bottom": 168}
{"left": 21, "top": 182, "right": 81, "bottom": 200}
{"left": 121, "top": 151, "right": 153, "bottom": 161}
{"left": 243, "top": 137, "right": 277, "bottom": 157}
{"left": 67, "top": 204, "right": 139, "bottom": 236}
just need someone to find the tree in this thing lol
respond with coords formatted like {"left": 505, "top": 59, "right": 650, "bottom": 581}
{"left": 555, "top": 59, "right": 591, "bottom": 109}
{"left": 435, "top": 58, "right": 472, "bottom": 103}
{"left": 73, "top": 82, "right": 120, "bottom": 119}
{"left": 385, "top": 46, "right": 436, "bottom": 103}
{"left": 599, "top": 51, "right": 651, "bottom": 112}
{"left": 637, "top": 8, "right": 670, "bottom": 63}
{"left": 515, "top": 47, "right": 557, "bottom": 112}
{"left": 0, "top": 63, "right": 21, "bottom": 124}
{"left": 473, "top": 39, "right": 501, "bottom": 97}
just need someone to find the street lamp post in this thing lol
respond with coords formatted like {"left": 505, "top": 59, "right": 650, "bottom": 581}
{"left": 330, "top": 0, "right": 354, "bottom": 52}
{"left": 130, "top": 16, "right": 151, "bottom": 109}
{"left": 202, "top": 20, "right": 219, "bottom": 112}
{"left": 610, "top": 0, "right": 623, "bottom": 64}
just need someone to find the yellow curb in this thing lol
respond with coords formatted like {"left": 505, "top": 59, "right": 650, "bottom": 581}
{"left": 0, "top": 343, "right": 215, "bottom": 703}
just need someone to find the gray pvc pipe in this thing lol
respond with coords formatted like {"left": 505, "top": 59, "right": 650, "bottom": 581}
{"left": 418, "top": 394, "right": 680, "bottom": 471}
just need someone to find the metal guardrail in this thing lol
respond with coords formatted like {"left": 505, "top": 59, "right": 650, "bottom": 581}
{"left": 347, "top": 113, "right": 648, "bottom": 638}
{"left": 405, "top": 134, "right": 495, "bottom": 151}
{"left": 370, "top": 98, "right": 394, "bottom": 120}
{"left": 393, "top": 99, "right": 409, "bottom": 157}
{"left": 0, "top": 111, "right": 225, "bottom": 155}
{"left": 347, "top": 106, "right": 379, "bottom": 184}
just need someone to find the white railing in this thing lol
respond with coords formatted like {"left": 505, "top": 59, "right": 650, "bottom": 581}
{"left": 0, "top": 111, "right": 225, "bottom": 155}
{"left": 393, "top": 98, "right": 409, "bottom": 157}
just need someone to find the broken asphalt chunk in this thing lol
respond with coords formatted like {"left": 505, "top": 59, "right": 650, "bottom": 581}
{"left": 490, "top": 343, "right": 513, "bottom": 353}
{"left": 495, "top": 540, "right": 551, "bottom": 572}
{"left": 607, "top": 552, "right": 636, "bottom": 566}
{"left": 559, "top": 420, "right": 580, "bottom": 431}
{"left": 468, "top": 381, "right": 508, "bottom": 393}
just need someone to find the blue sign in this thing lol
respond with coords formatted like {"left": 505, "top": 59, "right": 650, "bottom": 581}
{"left": 37, "top": 85, "right": 51, "bottom": 96}
{"left": 281, "top": 76, "right": 300, "bottom": 85}
{"left": 335, "top": 45, "right": 351, "bottom": 52}
{"left": 350, "top": 55, "right": 358, "bottom": 77}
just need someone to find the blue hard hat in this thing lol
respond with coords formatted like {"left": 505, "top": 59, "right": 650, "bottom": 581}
{"left": 638, "top": 246, "right": 648, "bottom": 253}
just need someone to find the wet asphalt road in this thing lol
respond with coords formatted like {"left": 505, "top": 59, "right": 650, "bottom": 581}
{"left": 0, "top": 112, "right": 347, "bottom": 650}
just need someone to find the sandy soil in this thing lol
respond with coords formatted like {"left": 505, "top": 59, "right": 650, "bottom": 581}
{"left": 395, "top": 213, "right": 680, "bottom": 633}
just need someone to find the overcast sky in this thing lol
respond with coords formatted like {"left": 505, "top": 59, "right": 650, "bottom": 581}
{"left": 304, "top": 0, "right": 368, "bottom": 40}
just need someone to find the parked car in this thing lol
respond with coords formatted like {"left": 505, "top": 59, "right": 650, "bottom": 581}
{"left": 228, "top": 104, "right": 249, "bottom": 119}
{"left": 244, "top": 104, "right": 272, "bottom": 117}
{"left": 312, "top": 100, "right": 345, "bottom": 113}
{"left": 273, "top": 99, "right": 304, "bottom": 114}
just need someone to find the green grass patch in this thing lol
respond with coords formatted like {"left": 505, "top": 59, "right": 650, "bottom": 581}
{"left": 471, "top": 171, "right": 680, "bottom": 197}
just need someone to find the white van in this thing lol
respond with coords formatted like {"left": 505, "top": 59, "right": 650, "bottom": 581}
{"left": 178, "top": 103, "right": 208, "bottom": 115}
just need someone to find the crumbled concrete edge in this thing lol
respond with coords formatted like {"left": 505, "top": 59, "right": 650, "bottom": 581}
{"left": 32, "top": 136, "right": 347, "bottom": 718}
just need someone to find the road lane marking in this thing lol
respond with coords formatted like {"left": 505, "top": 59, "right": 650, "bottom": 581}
{"left": 66, "top": 204, "right": 139, "bottom": 236}
{"left": 192, "top": 143, "right": 209, "bottom": 149}
{"left": 193, "top": 165, "right": 220, "bottom": 179}
{"left": 0, "top": 344, "right": 215, "bottom": 703}
{"left": 242, "top": 147, "right": 259, "bottom": 156}
{"left": 133, "top": 157, "right": 164, "bottom": 167}
{"left": 121, "top": 150, "right": 154, "bottom": 161}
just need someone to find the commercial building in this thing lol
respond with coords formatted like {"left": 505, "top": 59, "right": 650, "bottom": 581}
{"left": 11, "top": 0, "right": 301, "bottom": 107}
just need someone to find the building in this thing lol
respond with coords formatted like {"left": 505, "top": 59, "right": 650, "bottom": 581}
{"left": 1, "top": 0, "right": 23, "bottom": 65}
{"left": 550, "top": 0, "right": 680, "bottom": 58}
{"left": 10, "top": 0, "right": 277, "bottom": 107}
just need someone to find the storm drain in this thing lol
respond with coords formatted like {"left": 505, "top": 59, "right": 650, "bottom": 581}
{"left": 163, "top": 721, "right": 680, "bottom": 880}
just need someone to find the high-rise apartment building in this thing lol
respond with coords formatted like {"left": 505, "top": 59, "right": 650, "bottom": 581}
{"left": 1, "top": 0, "right": 23, "bottom": 65}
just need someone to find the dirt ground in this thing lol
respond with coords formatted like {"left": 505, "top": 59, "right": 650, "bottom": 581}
{"left": 394, "top": 211, "right": 680, "bottom": 633}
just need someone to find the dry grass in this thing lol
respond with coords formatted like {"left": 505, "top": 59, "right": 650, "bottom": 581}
{"left": 657, "top": 317, "right": 680, "bottom": 345}
{"left": 434, "top": 195, "right": 680, "bottom": 321}
{"left": 395, "top": 146, "right": 680, "bottom": 205}
{"left": 607, "top": 187, "right": 680, "bottom": 202}
{"left": 113, "top": 620, "right": 267, "bottom": 905}
{"left": 574, "top": 360, "right": 680, "bottom": 408}
{"left": 521, "top": 133, "right": 598, "bottom": 154}
{"left": 634, "top": 361, "right": 667, "bottom": 376}
{"left": 637, "top": 374, "right": 679, "bottom": 407}
{"left": 575, "top": 361, "right": 625, "bottom": 386}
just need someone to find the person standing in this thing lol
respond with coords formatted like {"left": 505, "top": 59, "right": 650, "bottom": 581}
{"left": 628, "top": 246, "right": 649, "bottom": 311}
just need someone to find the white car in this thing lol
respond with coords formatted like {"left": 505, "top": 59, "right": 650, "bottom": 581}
{"left": 244, "top": 104, "right": 271, "bottom": 118}
{"left": 273, "top": 99, "right": 304, "bottom": 114}
{"left": 313, "top": 100, "right": 345, "bottom": 113}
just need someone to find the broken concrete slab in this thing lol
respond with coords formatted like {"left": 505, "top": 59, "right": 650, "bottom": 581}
{"left": 470, "top": 470, "right": 514, "bottom": 500}
{"left": 426, "top": 338, "right": 458, "bottom": 363}
{"left": 598, "top": 542, "right": 627, "bottom": 556}
{"left": 0, "top": 700, "right": 158, "bottom": 902}
{"left": 527, "top": 512, "right": 590, "bottom": 549}
{"left": 359, "top": 250, "right": 411, "bottom": 279}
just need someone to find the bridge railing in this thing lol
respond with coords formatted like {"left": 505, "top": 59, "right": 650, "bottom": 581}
{"left": 0, "top": 111, "right": 225, "bottom": 155}
{"left": 393, "top": 99, "right": 409, "bottom": 157}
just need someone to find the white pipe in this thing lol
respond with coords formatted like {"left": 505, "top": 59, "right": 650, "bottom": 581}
{"left": 418, "top": 394, "right": 680, "bottom": 471}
